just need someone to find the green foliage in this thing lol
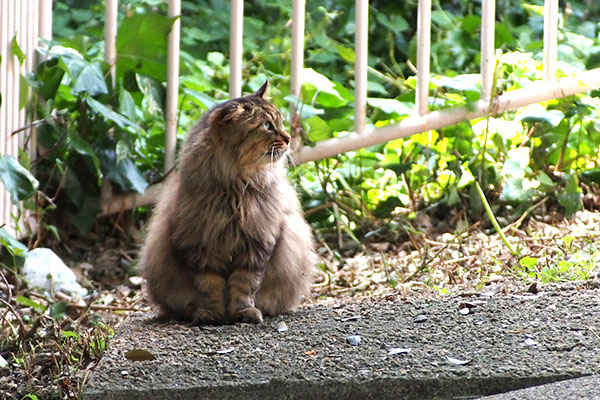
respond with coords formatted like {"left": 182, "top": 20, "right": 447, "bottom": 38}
{"left": 9, "top": 0, "right": 600, "bottom": 249}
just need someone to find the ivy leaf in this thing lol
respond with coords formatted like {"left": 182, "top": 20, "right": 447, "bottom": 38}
{"left": 305, "top": 115, "right": 332, "bottom": 142}
{"left": 0, "top": 155, "right": 39, "bottom": 202}
{"left": 367, "top": 98, "right": 414, "bottom": 116}
{"left": 0, "top": 227, "right": 28, "bottom": 256}
{"left": 116, "top": 13, "right": 178, "bottom": 82}
{"left": 86, "top": 96, "right": 138, "bottom": 130}
{"left": 67, "top": 130, "right": 102, "bottom": 181}
{"left": 557, "top": 173, "right": 582, "bottom": 218}
{"left": 517, "top": 104, "right": 564, "bottom": 127}
{"left": 52, "top": 46, "right": 108, "bottom": 96}
{"left": 301, "top": 68, "right": 348, "bottom": 108}
{"left": 34, "top": 58, "right": 65, "bottom": 100}
{"left": 11, "top": 35, "right": 26, "bottom": 66}
{"left": 96, "top": 143, "right": 148, "bottom": 194}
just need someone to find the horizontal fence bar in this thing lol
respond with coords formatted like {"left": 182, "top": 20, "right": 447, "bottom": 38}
{"left": 295, "top": 68, "right": 600, "bottom": 163}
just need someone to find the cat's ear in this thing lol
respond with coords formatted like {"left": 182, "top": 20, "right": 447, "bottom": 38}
{"left": 209, "top": 103, "right": 243, "bottom": 126}
{"left": 255, "top": 80, "right": 269, "bottom": 99}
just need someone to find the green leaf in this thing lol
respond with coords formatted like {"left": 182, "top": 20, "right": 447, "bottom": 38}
{"left": 86, "top": 96, "right": 138, "bottom": 129}
{"left": 50, "top": 301, "right": 69, "bottom": 320}
{"left": 118, "top": 87, "right": 137, "bottom": 122}
{"left": 0, "top": 155, "right": 39, "bottom": 202}
{"left": 305, "top": 115, "right": 332, "bottom": 142}
{"left": 52, "top": 47, "right": 107, "bottom": 96}
{"left": 16, "top": 296, "right": 47, "bottom": 313}
{"left": 519, "top": 256, "right": 538, "bottom": 269}
{"left": 35, "top": 58, "right": 65, "bottom": 100}
{"left": 0, "top": 227, "right": 28, "bottom": 256}
{"left": 517, "top": 104, "right": 564, "bottom": 127}
{"left": 335, "top": 45, "right": 355, "bottom": 63}
{"left": 376, "top": 13, "right": 409, "bottom": 34}
{"left": 433, "top": 74, "right": 481, "bottom": 92}
{"left": 96, "top": 142, "right": 148, "bottom": 194}
{"left": 19, "top": 74, "right": 29, "bottom": 110}
{"left": 67, "top": 130, "right": 102, "bottom": 180}
{"left": 557, "top": 173, "right": 582, "bottom": 218}
{"left": 136, "top": 74, "right": 165, "bottom": 114}
{"left": 284, "top": 94, "right": 324, "bottom": 120}
{"left": 367, "top": 98, "right": 414, "bottom": 115}
{"left": 301, "top": 68, "right": 348, "bottom": 108}
{"left": 116, "top": 13, "right": 178, "bottom": 82}
{"left": 11, "top": 35, "right": 26, "bottom": 66}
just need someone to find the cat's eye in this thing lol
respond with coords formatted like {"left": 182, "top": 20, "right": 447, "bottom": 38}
{"left": 263, "top": 121, "right": 274, "bottom": 131}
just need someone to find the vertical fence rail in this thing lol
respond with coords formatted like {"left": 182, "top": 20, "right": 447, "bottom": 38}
{"left": 480, "top": 0, "right": 496, "bottom": 101}
{"left": 229, "top": 0, "right": 243, "bottom": 99}
{"left": 354, "top": 0, "right": 368, "bottom": 134}
{"left": 290, "top": 0, "right": 305, "bottom": 146}
{"left": 0, "top": 0, "right": 51, "bottom": 234}
{"left": 543, "top": 0, "right": 559, "bottom": 82}
{"left": 165, "top": 0, "right": 181, "bottom": 173}
{"left": 105, "top": 0, "right": 117, "bottom": 86}
{"left": 415, "top": 0, "right": 431, "bottom": 117}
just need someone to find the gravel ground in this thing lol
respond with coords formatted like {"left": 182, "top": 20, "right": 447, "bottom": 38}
{"left": 84, "top": 280, "right": 600, "bottom": 400}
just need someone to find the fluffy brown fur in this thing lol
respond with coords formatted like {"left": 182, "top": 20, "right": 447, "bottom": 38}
{"left": 139, "top": 82, "right": 316, "bottom": 325}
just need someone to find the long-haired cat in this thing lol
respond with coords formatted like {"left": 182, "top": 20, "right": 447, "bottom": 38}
{"left": 139, "top": 81, "right": 316, "bottom": 324}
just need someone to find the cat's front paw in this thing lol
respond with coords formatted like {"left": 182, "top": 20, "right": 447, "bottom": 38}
{"left": 192, "top": 308, "right": 226, "bottom": 325}
{"left": 232, "top": 307, "right": 263, "bottom": 324}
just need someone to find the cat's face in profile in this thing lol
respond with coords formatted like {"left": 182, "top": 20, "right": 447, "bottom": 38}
{"left": 208, "top": 82, "right": 291, "bottom": 170}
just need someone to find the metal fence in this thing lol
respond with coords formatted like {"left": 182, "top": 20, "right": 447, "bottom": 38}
{"left": 1, "top": 1, "right": 600, "bottom": 219}
{"left": 0, "top": 0, "right": 52, "bottom": 234}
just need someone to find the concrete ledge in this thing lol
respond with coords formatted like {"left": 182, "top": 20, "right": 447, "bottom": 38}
{"left": 84, "top": 281, "right": 600, "bottom": 399}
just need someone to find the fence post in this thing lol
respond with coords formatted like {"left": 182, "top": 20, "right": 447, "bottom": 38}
{"left": 354, "top": 0, "right": 368, "bottom": 134}
{"left": 229, "top": 0, "right": 244, "bottom": 99}
{"left": 480, "top": 0, "right": 496, "bottom": 101}
{"left": 416, "top": 0, "right": 431, "bottom": 117}
{"left": 105, "top": 0, "right": 118, "bottom": 86}
{"left": 543, "top": 0, "right": 559, "bottom": 82}
{"left": 165, "top": 0, "right": 181, "bottom": 173}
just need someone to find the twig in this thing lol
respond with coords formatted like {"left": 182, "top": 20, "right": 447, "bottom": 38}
{"left": 475, "top": 180, "right": 519, "bottom": 256}
{"left": 0, "top": 297, "right": 27, "bottom": 340}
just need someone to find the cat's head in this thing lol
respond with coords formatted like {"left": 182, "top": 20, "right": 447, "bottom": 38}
{"left": 207, "top": 81, "right": 291, "bottom": 170}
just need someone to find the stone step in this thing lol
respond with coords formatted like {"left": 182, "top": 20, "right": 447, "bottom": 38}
{"left": 84, "top": 281, "right": 600, "bottom": 399}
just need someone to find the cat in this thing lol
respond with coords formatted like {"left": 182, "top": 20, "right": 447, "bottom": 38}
{"left": 139, "top": 81, "right": 316, "bottom": 325}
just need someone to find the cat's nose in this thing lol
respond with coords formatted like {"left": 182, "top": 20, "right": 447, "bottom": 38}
{"left": 281, "top": 134, "right": 291, "bottom": 145}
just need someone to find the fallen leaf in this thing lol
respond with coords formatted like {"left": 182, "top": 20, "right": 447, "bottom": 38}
{"left": 340, "top": 315, "right": 361, "bottom": 322}
{"left": 275, "top": 321, "right": 288, "bottom": 333}
{"left": 305, "top": 349, "right": 317, "bottom": 356}
{"left": 446, "top": 356, "right": 471, "bottom": 365}
{"left": 216, "top": 347, "right": 235, "bottom": 354}
{"left": 0, "top": 354, "right": 7, "bottom": 368}
{"left": 524, "top": 338, "right": 538, "bottom": 346}
{"left": 387, "top": 347, "right": 410, "bottom": 355}
{"left": 459, "top": 307, "right": 470, "bottom": 315}
{"left": 346, "top": 335, "right": 362, "bottom": 346}
{"left": 414, "top": 314, "right": 428, "bottom": 323}
{"left": 125, "top": 348, "right": 156, "bottom": 361}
